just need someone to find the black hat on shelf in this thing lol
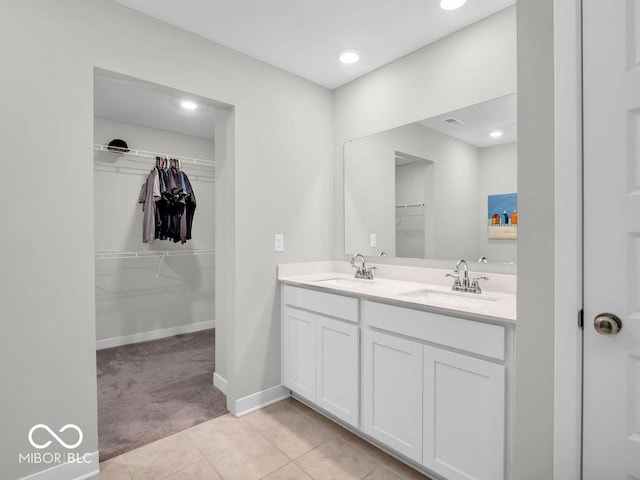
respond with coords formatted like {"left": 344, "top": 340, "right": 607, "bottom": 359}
{"left": 107, "top": 139, "right": 129, "bottom": 153}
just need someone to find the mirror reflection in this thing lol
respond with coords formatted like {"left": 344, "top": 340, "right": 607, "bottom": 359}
{"left": 344, "top": 94, "right": 517, "bottom": 264}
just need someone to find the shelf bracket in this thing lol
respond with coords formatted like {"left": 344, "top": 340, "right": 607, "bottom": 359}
{"left": 155, "top": 252, "right": 168, "bottom": 278}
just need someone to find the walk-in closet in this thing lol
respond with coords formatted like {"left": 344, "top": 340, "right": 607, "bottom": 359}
{"left": 93, "top": 71, "right": 226, "bottom": 461}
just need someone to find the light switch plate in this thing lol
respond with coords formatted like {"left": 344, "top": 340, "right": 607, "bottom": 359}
{"left": 369, "top": 233, "right": 377, "bottom": 248}
{"left": 274, "top": 234, "right": 284, "bottom": 252}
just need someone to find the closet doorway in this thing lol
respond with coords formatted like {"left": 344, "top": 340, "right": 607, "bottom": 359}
{"left": 93, "top": 70, "right": 226, "bottom": 461}
{"left": 394, "top": 152, "right": 434, "bottom": 259}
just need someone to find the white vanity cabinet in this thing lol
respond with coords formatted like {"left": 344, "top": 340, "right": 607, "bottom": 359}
{"left": 423, "top": 346, "right": 505, "bottom": 480}
{"left": 282, "top": 307, "right": 317, "bottom": 401}
{"left": 281, "top": 285, "right": 359, "bottom": 427}
{"left": 280, "top": 282, "right": 513, "bottom": 480}
{"left": 362, "top": 300, "right": 508, "bottom": 480}
{"left": 362, "top": 329, "right": 424, "bottom": 462}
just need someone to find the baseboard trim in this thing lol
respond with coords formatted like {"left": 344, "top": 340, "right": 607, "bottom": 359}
{"left": 213, "top": 372, "right": 228, "bottom": 395}
{"left": 234, "top": 384, "right": 290, "bottom": 417}
{"left": 18, "top": 451, "right": 99, "bottom": 480}
{"left": 96, "top": 320, "right": 215, "bottom": 350}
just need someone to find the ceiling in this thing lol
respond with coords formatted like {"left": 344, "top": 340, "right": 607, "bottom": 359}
{"left": 419, "top": 94, "right": 517, "bottom": 148}
{"left": 112, "top": 0, "right": 515, "bottom": 89}
{"left": 96, "top": 1, "right": 516, "bottom": 139}
{"left": 94, "top": 76, "right": 216, "bottom": 139}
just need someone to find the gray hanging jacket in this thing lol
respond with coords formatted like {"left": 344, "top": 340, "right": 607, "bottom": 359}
{"left": 138, "top": 168, "right": 160, "bottom": 244}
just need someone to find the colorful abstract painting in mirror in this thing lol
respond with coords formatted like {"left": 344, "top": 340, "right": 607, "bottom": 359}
{"left": 488, "top": 193, "right": 517, "bottom": 239}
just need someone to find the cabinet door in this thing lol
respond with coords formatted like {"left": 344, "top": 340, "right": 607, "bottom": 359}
{"left": 282, "top": 307, "right": 316, "bottom": 401}
{"left": 363, "top": 329, "right": 423, "bottom": 463}
{"left": 423, "top": 347, "right": 505, "bottom": 480}
{"left": 316, "top": 317, "right": 359, "bottom": 427}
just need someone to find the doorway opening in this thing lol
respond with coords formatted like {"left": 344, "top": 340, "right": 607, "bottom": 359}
{"left": 93, "top": 69, "right": 227, "bottom": 461}
{"left": 394, "top": 151, "right": 434, "bottom": 259}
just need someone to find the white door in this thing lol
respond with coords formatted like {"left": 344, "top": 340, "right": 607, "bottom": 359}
{"left": 423, "top": 346, "right": 505, "bottom": 480}
{"left": 362, "top": 329, "right": 423, "bottom": 462}
{"left": 583, "top": 2, "right": 640, "bottom": 478}
{"left": 316, "top": 317, "right": 359, "bottom": 427}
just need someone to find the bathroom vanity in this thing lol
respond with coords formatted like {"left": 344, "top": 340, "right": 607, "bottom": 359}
{"left": 279, "top": 261, "right": 516, "bottom": 480}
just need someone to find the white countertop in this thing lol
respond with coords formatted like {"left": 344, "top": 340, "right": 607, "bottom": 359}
{"left": 278, "top": 262, "right": 516, "bottom": 325}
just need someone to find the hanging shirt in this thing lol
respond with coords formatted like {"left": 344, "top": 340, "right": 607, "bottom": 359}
{"left": 138, "top": 168, "right": 160, "bottom": 244}
{"left": 138, "top": 164, "right": 197, "bottom": 245}
{"left": 178, "top": 170, "right": 196, "bottom": 244}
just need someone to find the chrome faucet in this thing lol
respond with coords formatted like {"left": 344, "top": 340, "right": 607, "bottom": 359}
{"left": 446, "top": 259, "right": 488, "bottom": 293}
{"left": 351, "top": 254, "right": 376, "bottom": 280}
{"left": 455, "top": 259, "right": 469, "bottom": 289}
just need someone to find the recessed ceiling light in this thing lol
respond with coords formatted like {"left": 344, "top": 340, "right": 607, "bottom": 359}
{"left": 181, "top": 100, "right": 198, "bottom": 110}
{"left": 338, "top": 49, "right": 361, "bottom": 64}
{"left": 440, "top": 0, "right": 467, "bottom": 11}
{"left": 489, "top": 130, "right": 504, "bottom": 138}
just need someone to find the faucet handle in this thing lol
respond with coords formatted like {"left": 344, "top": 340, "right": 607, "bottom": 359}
{"left": 446, "top": 273, "right": 463, "bottom": 291}
{"left": 470, "top": 276, "right": 489, "bottom": 293}
{"left": 363, "top": 266, "right": 377, "bottom": 280}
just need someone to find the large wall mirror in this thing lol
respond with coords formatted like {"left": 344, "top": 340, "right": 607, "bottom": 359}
{"left": 344, "top": 94, "right": 517, "bottom": 269}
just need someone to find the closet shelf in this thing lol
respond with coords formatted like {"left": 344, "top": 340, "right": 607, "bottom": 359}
{"left": 95, "top": 249, "right": 215, "bottom": 260}
{"left": 94, "top": 144, "right": 216, "bottom": 169}
{"left": 395, "top": 203, "right": 425, "bottom": 209}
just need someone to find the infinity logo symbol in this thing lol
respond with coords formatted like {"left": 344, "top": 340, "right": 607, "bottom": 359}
{"left": 28, "top": 424, "right": 83, "bottom": 450}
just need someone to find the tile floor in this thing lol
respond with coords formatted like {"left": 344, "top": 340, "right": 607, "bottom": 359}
{"left": 96, "top": 397, "right": 433, "bottom": 480}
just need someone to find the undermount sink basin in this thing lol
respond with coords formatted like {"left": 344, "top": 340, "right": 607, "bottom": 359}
{"left": 315, "top": 277, "right": 375, "bottom": 289}
{"left": 400, "top": 289, "right": 498, "bottom": 307}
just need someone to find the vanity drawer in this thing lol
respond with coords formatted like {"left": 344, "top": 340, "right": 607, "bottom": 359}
{"left": 363, "top": 300, "right": 505, "bottom": 360}
{"left": 283, "top": 285, "right": 359, "bottom": 323}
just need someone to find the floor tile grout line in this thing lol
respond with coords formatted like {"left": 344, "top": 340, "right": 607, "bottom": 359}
{"left": 181, "top": 428, "right": 227, "bottom": 480}
{"left": 292, "top": 436, "right": 382, "bottom": 480}
{"left": 279, "top": 400, "right": 432, "bottom": 480}
{"left": 123, "top": 460, "right": 133, "bottom": 480}
{"left": 133, "top": 433, "right": 206, "bottom": 480}
{"left": 251, "top": 431, "right": 296, "bottom": 480}
{"left": 260, "top": 427, "right": 337, "bottom": 464}
{"left": 292, "top": 456, "right": 320, "bottom": 480}
{"left": 256, "top": 461, "right": 297, "bottom": 480}
{"left": 259, "top": 410, "right": 339, "bottom": 448}
{"left": 183, "top": 408, "right": 297, "bottom": 480}
{"left": 291, "top": 411, "right": 426, "bottom": 480}
{"left": 185, "top": 413, "right": 262, "bottom": 459}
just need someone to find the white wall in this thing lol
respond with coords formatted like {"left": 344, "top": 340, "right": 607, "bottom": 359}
{"left": 94, "top": 118, "right": 215, "bottom": 342}
{"left": 344, "top": 133, "right": 396, "bottom": 256}
{"left": 553, "top": 1, "right": 583, "bottom": 479}
{"left": 477, "top": 142, "right": 518, "bottom": 264}
{"left": 0, "top": 1, "right": 333, "bottom": 478}
{"left": 515, "top": 0, "right": 557, "bottom": 478}
{"left": 333, "top": 6, "right": 518, "bottom": 264}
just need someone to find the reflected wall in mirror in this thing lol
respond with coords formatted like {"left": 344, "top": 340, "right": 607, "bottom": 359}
{"left": 344, "top": 94, "right": 517, "bottom": 264}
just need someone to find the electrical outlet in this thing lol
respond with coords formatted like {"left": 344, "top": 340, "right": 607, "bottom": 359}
{"left": 274, "top": 234, "right": 284, "bottom": 252}
{"left": 369, "top": 233, "right": 377, "bottom": 248}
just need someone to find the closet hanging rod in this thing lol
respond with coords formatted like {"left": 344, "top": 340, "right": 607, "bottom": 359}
{"left": 94, "top": 249, "right": 215, "bottom": 260}
{"left": 94, "top": 144, "right": 216, "bottom": 168}
{"left": 395, "top": 203, "right": 425, "bottom": 208}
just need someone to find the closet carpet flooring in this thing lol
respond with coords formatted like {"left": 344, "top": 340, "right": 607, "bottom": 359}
{"left": 97, "top": 329, "right": 227, "bottom": 462}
